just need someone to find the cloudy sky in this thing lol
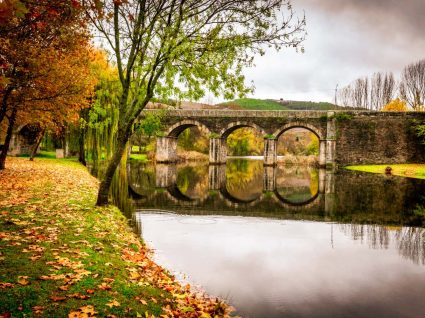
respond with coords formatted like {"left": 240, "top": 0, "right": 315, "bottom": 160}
{"left": 238, "top": 0, "right": 425, "bottom": 103}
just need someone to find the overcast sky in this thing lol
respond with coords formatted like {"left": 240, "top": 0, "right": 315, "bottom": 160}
{"left": 235, "top": 0, "right": 425, "bottom": 103}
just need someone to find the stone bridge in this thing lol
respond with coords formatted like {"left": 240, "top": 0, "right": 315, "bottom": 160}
{"left": 141, "top": 109, "right": 425, "bottom": 166}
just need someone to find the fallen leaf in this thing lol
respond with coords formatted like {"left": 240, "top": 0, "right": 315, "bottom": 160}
{"left": 80, "top": 305, "right": 97, "bottom": 314}
{"left": 85, "top": 289, "right": 95, "bottom": 294}
{"left": 32, "top": 306, "right": 44, "bottom": 314}
{"left": 98, "top": 283, "right": 112, "bottom": 290}
{"left": 17, "top": 276, "right": 30, "bottom": 286}
{"left": 0, "top": 282, "right": 14, "bottom": 289}
{"left": 50, "top": 295, "right": 67, "bottom": 302}
{"left": 106, "top": 299, "right": 120, "bottom": 308}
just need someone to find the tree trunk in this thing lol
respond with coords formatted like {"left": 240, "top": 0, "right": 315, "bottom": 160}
{"left": 29, "top": 128, "right": 46, "bottom": 161}
{"left": 96, "top": 130, "right": 130, "bottom": 206}
{"left": 0, "top": 86, "right": 13, "bottom": 126}
{"left": 78, "top": 125, "right": 87, "bottom": 166}
{"left": 0, "top": 107, "right": 18, "bottom": 170}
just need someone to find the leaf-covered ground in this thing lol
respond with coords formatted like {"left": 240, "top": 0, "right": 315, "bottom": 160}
{"left": 0, "top": 157, "right": 232, "bottom": 318}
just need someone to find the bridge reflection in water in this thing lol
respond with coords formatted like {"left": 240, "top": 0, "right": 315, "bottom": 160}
{"left": 127, "top": 159, "right": 425, "bottom": 227}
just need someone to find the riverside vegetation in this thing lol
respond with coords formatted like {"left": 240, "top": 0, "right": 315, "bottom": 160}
{"left": 0, "top": 157, "right": 232, "bottom": 318}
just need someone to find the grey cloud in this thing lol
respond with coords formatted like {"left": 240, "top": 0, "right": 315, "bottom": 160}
{"left": 240, "top": 0, "right": 425, "bottom": 102}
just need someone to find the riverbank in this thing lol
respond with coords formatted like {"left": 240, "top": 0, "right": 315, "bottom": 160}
{"left": 0, "top": 157, "right": 232, "bottom": 317}
{"left": 346, "top": 164, "right": 425, "bottom": 179}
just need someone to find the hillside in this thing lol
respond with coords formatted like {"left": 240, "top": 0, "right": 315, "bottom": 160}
{"left": 218, "top": 98, "right": 289, "bottom": 110}
{"left": 217, "top": 98, "right": 347, "bottom": 111}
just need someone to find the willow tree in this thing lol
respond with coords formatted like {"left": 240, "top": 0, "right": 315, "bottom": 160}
{"left": 84, "top": 0, "right": 305, "bottom": 206}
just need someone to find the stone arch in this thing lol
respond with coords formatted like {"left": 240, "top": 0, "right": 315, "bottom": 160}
{"left": 273, "top": 189, "right": 320, "bottom": 207}
{"left": 219, "top": 186, "right": 263, "bottom": 205}
{"left": 273, "top": 122, "right": 324, "bottom": 140}
{"left": 219, "top": 121, "right": 266, "bottom": 139}
{"left": 165, "top": 120, "right": 211, "bottom": 138}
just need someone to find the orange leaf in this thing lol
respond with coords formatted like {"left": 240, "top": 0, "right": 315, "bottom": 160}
{"left": 50, "top": 295, "right": 67, "bottom": 302}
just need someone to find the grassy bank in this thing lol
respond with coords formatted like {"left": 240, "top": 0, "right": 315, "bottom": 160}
{"left": 0, "top": 157, "right": 231, "bottom": 317}
{"left": 346, "top": 164, "right": 425, "bottom": 179}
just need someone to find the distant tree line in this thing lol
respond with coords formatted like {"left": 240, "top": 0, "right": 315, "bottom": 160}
{"left": 338, "top": 59, "right": 425, "bottom": 111}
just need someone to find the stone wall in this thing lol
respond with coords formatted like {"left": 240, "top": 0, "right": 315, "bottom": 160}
{"left": 335, "top": 112, "right": 425, "bottom": 165}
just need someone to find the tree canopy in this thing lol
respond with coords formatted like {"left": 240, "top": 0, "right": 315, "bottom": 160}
{"left": 0, "top": 0, "right": 95, "bottom": 169}
{"left": 83, "top": 0, "right": 306, "bottom": 205}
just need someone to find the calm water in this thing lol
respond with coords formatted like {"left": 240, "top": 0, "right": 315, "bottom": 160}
{"left": 113, "top": 159, "right": 425, "bottom": 318}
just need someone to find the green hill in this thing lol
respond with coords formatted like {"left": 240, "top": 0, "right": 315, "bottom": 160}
{"left": 218, "top": 98, "right": 289, "bottom": 110}
{"left": 218, "top": 98, "right": 345, "bottom": 111}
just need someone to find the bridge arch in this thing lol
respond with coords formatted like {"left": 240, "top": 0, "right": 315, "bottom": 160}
{"left": 273, "top": 122, "right": 324, "bottom": 140}
{"left": 219, "top": 185, "right": 263, "bottom": 206}
{"left": 165, "top": 120, "right": 211, "bottom": 138}
{"left": 220, "top": 121, "right": 266, "bottom": 139}
{"left": 273, "top": 189, "right": 320, "bottom": 207}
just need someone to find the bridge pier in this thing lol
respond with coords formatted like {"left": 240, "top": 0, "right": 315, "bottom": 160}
{"left": 324, "top": 169, "right": 336, "bottom": 216}
{"left": 263, "top": 166, "right": 276, "bottom": 192}
{"left": 209, "top": 138, "right": 227, "bottom": 164}
{"left": 264, "top": 138, "right": 277, "bottom": 166}
{"left": 155, "top": 136, "right": 178, "bottom": 163}
{"left": 325, "top": 112, "right": 336, "bottom": 167}
{"left": 155, "top": 164, "right": 177, "bottom": 188}
{"left": 319, "top": 140, "right": 326, "bottom": 167}
{"left": 208, "top": 165, "right": 226, "bottom": 190}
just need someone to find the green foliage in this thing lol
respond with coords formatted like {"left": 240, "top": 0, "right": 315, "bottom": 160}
{"left": 264, "top": 134, "right": 276, "bottom": 140}
{"left": 306, "top": 137, "right": 319, "bottom": 156}
{"left": 209, "top": 133, "right": 220, "bottom": 139}
{"left": 177, "top": 128, "right": 209, "bottom": 154}
{"left": 82, "top": 72, "right": 121, "bottom": 167}
{"left": 415, "top": 124, "right": 425, "bottom": 145}
{"left": 227, "top": 128, "right": 263, "bottom": 156}
{"left": 136, "top": 111, "right": 165, "bottom": 138}
{"left": 332, "top": 112, "right": 353, "bottom": 122}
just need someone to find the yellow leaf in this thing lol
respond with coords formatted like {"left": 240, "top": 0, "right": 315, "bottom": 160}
{"left": 106, "top": 299, "right": 120, "bottom": 308}
{"left": 18, "top": 276, "right": 30, "bottom": 286}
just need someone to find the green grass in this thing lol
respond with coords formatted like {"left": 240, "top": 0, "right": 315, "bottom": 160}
{"left": 1, "top": 158, "right": 225, "bottom": 317}
{"left": 17, "top": 151, "right": 57, "bottom": 159}
{"left": 218, "top": 98, "right": 345, "bottom": 111}
{"left": 129, "top": 153, "right": 148, "bottom": 162}
{"left": 346, "top": 164, "right": 425, "bottom": 179}
{"left": 219, "top": 98, "right": 288, "bottom": 110}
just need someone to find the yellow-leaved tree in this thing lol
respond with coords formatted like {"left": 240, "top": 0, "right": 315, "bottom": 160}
{"left": 382, "top": 99, "right": 408, "bottom": 112}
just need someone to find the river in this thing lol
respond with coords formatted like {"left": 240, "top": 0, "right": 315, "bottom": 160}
{"left": 112, "top": 159, "right": 425, "bottom": 318}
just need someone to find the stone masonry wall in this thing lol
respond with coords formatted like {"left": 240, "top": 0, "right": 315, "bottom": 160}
{"left": 335, "top": 112, "right": 425, "bottom": 165}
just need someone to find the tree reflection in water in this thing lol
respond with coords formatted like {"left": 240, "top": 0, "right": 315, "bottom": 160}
{"left": 225, "top": 159, "right": 263, "bottom": 201}
{"left": 339, "top": 223, "right": 425, "bottom": 265}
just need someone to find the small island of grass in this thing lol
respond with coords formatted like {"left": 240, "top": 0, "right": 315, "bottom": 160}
{"left": 346, "top": 164, "right": 425, "bottom": 179}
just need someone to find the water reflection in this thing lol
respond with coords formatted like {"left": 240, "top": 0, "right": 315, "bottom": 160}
{"left": 339, "top": 224, "right": 425, "bottom": 265}
{"left": 111, "top": 159, "right": 425, "bottom": 318}
{"left": 129, "top": 160, "right": 425, "bottom": 227}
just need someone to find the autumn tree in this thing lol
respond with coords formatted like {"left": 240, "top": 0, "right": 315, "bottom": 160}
{"left": 83, "top": 0, "right": 306, "bottom": 205}
{"left": 381, "top": 98, "right": 408, "bottom": 112}
{"left": 400, "top": 59, "right": 425, "bottom": 111}
{"left": 0, "top": 0, "right": 94, "bottom": 169}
